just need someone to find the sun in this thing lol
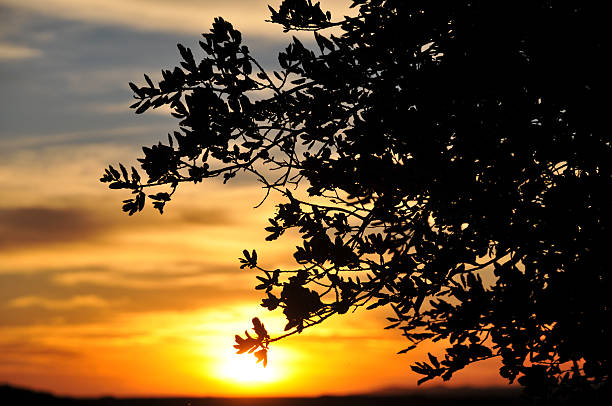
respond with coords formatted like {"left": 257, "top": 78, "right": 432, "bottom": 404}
{"left": 216, "top": 349, "right": 284, "bottom": 385}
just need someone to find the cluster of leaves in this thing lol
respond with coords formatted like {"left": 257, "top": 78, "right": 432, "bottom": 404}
{"left": 234, "top": 318, "right": 270, "bottom": 367}
{"left": 102, "top": 0, "right": 610, "bottom": 400}
{"left": 268, "top": 0, "right": 334, "bottom": 32}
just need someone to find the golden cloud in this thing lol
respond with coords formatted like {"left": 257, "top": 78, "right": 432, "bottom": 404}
{"left": 9, "top": 294, "right": 111, "bottom": 309}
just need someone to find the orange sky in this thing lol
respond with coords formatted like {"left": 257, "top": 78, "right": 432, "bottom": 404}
{"left": 0, "top": 0, "right": 510, "bottom": 397}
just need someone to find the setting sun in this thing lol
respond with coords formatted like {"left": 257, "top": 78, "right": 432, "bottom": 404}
{"left": 216, "top": 349, "right": 284, "bottom": 385}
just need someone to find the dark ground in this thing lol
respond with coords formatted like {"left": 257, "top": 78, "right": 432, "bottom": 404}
{"left": 7, "top": 383, "right": 610, "bottom": 405}
{"left": 1, "top": 384, "right": 530, "bottom": 406}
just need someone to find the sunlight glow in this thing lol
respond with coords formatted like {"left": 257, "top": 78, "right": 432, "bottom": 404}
{"left": 216, "top": 349, "right": 283, "bottom": 384}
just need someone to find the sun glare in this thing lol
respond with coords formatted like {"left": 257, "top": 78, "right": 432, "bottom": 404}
{"left": 216, "top": 349, "right": 284, "bottom": 385}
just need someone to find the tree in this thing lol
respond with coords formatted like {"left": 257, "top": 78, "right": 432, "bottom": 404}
{"left": 101, "top": 0, "right": 610, "bottom": 401}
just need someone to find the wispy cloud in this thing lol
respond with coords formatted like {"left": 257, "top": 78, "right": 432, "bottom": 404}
{"left": 9, "top": 294, "right": 110, "bottom": 309}
{"left": 84, "top": 101, "right": 174, "bottom": 117}
{"left": 0, "top": 0, "right": 273, "bottom": 36}
{"left": 0, "top": 125, "right": 165, "bottom": 150}
{"left": 0, "top": 265, "right": 256, "bottom": 328}
{"left": 0, "top": 41, "right": 42, "bottom": 60}
{"left": 52, "top": 269, "right": 253, "bottom": 290}
{"left": 0, "top": 202, "right": 239, "bottom": 252}
{"left": 0, "top": 207, "right": 106, "bottom": 250}
{"left": 0, "top": 340, "right": 80, "bottom": 361}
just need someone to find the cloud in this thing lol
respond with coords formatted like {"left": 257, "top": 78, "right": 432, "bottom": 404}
{"left": 60, "top": 68, "right": 151, "bottom": 95}
{"left": 0, "top": 0, "right": 273, "bottom": 36}
{"left": 0, "top": 0, "right": 353, "bottom": 36}
{"left": 0, "top": 41, "right": 42, "bottom": 60}
{"left": 84, "top": 101, "right": 174, "bottom": 117}
{"left": 176, "top": 207, "right": 234, "bottom": 225}
{"left": 52, "top": 268, "right": 252, "bottom": 290}
{"left": 0, "top": 340, "right": 80, "bottom": 360}
{"left": 0, "top": 125, "right": 165, "bottom": 150}
{"left": 0, "top": 201, "right": 238, "bottom": 253}
{"left": 9, "top": 294, "right": 110, "bottom": 309}
{"left": 0, "top": 207, "right": 106, "bottom": 250}
{"left": 0, "top": 262, "right": 259, "bottom": 319}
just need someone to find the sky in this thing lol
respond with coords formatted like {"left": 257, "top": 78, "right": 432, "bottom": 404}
{"left": 0, "top": 0, "right": 509, "bottom": 397}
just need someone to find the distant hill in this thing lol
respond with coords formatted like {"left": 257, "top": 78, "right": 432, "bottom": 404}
{"left": 0, "top": 384, "right": 76, "bottom": 405}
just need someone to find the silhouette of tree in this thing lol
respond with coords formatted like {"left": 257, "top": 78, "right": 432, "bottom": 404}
{"left": 101, "top": 0, "right": 610, "bottom": 401}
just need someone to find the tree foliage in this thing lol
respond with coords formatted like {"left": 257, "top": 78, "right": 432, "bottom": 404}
{"left": 101, "top": 0, "right": 610, "bottom": 401}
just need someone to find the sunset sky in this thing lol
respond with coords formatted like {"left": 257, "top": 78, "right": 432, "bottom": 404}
{"left": 1, "top": 0, "right": 509, "bottom": 397}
